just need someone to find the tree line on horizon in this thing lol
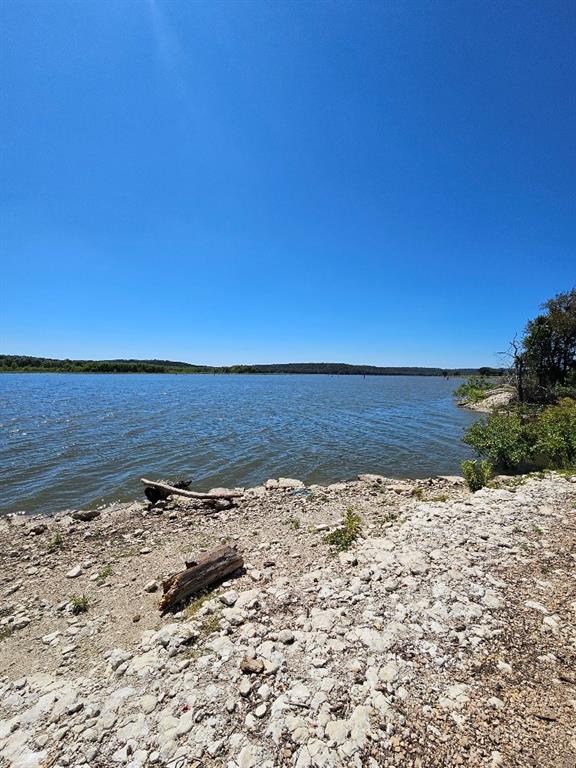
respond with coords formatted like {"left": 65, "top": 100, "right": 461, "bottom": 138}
{"left": 0, "top": 355, "right": 503, "bottom": 377}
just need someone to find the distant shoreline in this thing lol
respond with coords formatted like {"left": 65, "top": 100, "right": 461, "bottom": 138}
{"left": 1, "top": 370, "right": 475, "bottom": 376}
{"left": 0, "top": 355, "right": 503, "bottom": 377}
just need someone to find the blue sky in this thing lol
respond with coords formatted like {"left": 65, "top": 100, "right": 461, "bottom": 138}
{"left": 1, "top": 0, "right": 574, "bottom": 367}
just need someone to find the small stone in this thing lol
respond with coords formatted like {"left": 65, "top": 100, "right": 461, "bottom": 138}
{"left": 239, "top": 678, "right": 252, "bottom": 697}
{"left": 257, "top": 684, "right": 272, "bottom": 700}
{"left": 66, "top": 565, "right": 82, "bottom": 579}
{"left": 249, "top": 570, "right": 262, "bottom": 582}
{"left": 220, "top": 590, "right": 238, "bottom": 607}
{"left": 277, "top": 629, "right": 295, "bottom": 645}
{"left": 144, "top": 580, "right": 158, "bottom": 593}
{"left": 287, "top": 683, "right": 312, "bottom": 706}
{"left": 61, "top": 644, "right": 77, "bottom": 655}
{"left": 277, "top": 477, "right": 305, "bottom": 489}
{"left": 140, "top": 695, "right": 157, "bottom": 714}
{"left": 108, "top": 648, "right": 133, "bottom": 671}
{"left": 398, "top": 551, "right": 429, "bottom": 575}
{"left": 524, "top": 599, "right": 549, "bottom": 614}
{"left": 176, "top": 712, "right": 193, "bottom": 736}
{"left": 29, "top": 523, "right": 47, "bottom": 536}
{"left": 379, "top": 662, "right": 399, "bottom": 683}
{"left": 254, "top": 703, "right": 267, "bottom": 718}
{"left": 240, "top": 657, "right": 265, "bottom": 675}
{"left": 72, "top": 510, "right": 100, "bottom": 522}
{"left": 42, "top": 631, "right": 60, "bottom": 645}
{"left": 236, "top": 745, "right": 264, "bottom": 768}
{"left": 483, "top": 592, "right": 504, "bottom": 610}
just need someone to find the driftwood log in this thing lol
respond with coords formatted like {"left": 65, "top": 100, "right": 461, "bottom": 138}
{"left": 159, "top": 545, "right": 244, "bottom": 613}
{"left": 141, "top": 478, "right": 244, "bottom": 502}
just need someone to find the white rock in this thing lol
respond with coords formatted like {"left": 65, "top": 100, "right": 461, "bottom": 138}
{"left": 326, "top": 719, "right": 350, "bottom": 744}
{"left": 42, "top": 631, "right": 60, "bottom": 645}
{"left": 439, "top": 683, "right": 470, "bottom": 710}
{"left": 176, "top": 712, "right": 193, "bottom": 736}
{"left": 287, "top": 683, "right": 311, "bottom": 707}
{"left": 249, "top": 570, "right": 262, "bottom": 582}
{"left": 397, "top": 551, "right": 429, "bottom": 575}
{"left": 277, "top": 478, "right": 305, "bottom": 489}
{"left": 139, "top": 695, "right": 157, "bottom": 714}
{"left": 239, "top": 678, "right": 252, "bottom": 697}
{"left": 220, "top": 590, "right": 239, "bottom": 606}
{"left": 276, "top": 629, "right": 295, "bottom": 645}
{"left": 236, "top": 745, "right": 265, "bottom": 768}
{"left": 108, "top": 648, "right": 133, "bottom": 671}
{"left": 524, "top": 599, "right": 549, "bottom": 614}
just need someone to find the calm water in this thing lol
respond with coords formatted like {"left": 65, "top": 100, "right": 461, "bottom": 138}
{"left": 0, "top": 374, "right": 480, "bottom": 516}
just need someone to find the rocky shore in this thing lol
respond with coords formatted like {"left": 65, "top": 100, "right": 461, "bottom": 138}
{"left": 1, "top": 471, "right": 575, "bottom": 768}
{"left": 459, "top": 387, "right": 516, "bottom": 413}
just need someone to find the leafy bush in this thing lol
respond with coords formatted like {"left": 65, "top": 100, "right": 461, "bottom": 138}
{"left": 461, "top": 459, "right": 492, "bottom": 491}
{"left": 464, "top": 398, "right": 576, "bottom": 471}
{"left": 454, "top": 376, "right": 493, "bottom": 404}
{"left": 464, "top": 409, "right": 530, "bottom": 469}
{"left": 325, "top": 507, "right": 362, "bottom": 551}
{"left": 531, "top": 399, "right": 576, "bottom": 468}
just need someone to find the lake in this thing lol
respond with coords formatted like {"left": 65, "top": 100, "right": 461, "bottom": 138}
{"left": 0, "top": 374, "right": 480, "bottom": 516}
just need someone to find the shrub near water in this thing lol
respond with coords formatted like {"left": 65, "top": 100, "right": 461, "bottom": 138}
{"left": 461, "top": 459, "right": 492, "bottom": 492}
{"left": 532, "top": 399, "right": 576, "bottom": 468}
{"left": 464, "top": 398, "right": 576, "bottom": 471}
{"left": 454, "top": 376, "right": 494, "bottom": 404}
{"left": 464, "top": 409, "right": 530, "bottom": 470}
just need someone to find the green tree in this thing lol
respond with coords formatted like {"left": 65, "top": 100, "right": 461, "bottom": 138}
{"left": 514, "top": 288, "right": 576, "bottom": 402}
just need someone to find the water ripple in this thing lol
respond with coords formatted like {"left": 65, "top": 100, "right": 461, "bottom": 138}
{"left": 0, "top": 374, "right": 480, "bottom": 515}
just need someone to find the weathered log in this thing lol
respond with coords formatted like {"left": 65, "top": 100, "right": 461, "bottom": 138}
{"left": 159, "top": 545, "right": 244, "bottom": 613}
{"left": 141, "top": 478, "right": 243, "bottom": 501}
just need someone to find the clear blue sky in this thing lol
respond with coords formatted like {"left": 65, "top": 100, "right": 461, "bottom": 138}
{"left": 1, "top": 0, "right": 574, "bottom": 367}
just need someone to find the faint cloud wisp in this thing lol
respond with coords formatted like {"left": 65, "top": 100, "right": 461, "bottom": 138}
{"left": 145, "top": 0, "right": 186, "bottom": 90}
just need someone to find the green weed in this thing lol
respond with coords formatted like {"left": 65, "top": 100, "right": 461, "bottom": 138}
{"left": 325, "top": 508, "right": 362, "bottom": 551}
{"left": 47, "top": 531, "right": 64, "bottom": 553}
{"left": 70, "top": 594, "right": 89, "bottom": 615}
{"left": 96, "top": 564, "right": 113, "bottom": 584}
